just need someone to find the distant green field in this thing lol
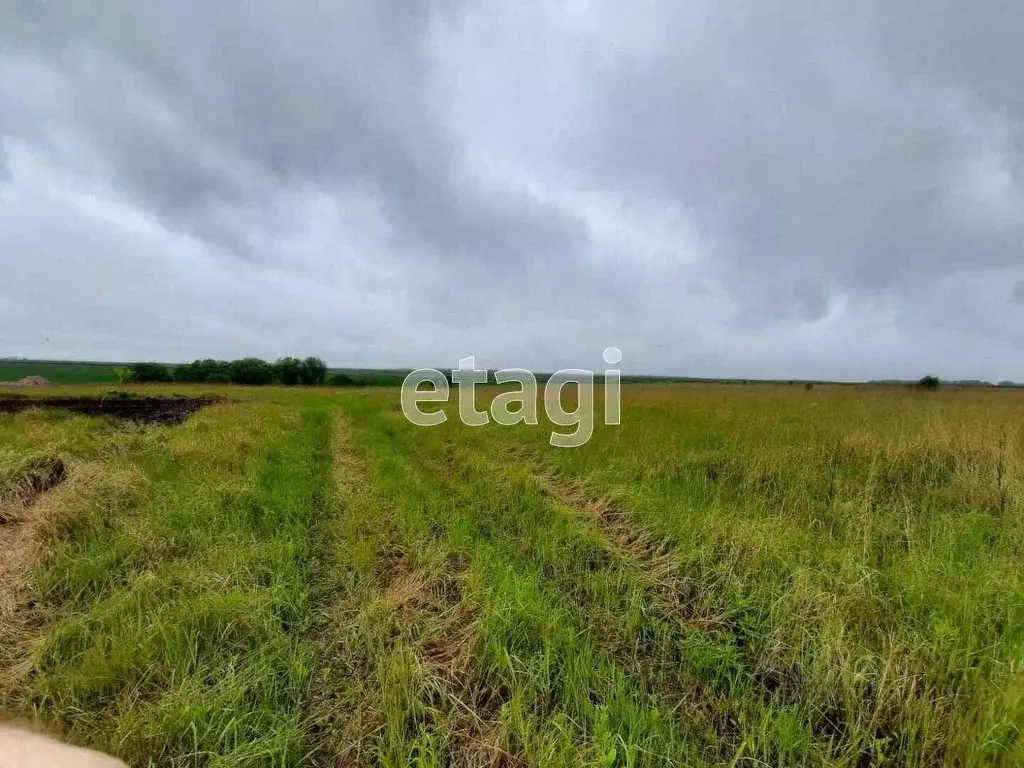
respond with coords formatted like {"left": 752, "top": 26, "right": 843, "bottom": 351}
{"left": 327, "top": 367, "right": 411, "bottom": 386}
{"left": 0, "top": 360, "right": 122, "bottom": 384}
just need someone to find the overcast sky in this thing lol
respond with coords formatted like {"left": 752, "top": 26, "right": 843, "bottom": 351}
{"left": 2, "top": 2, "right": 1023, "bottom": 380}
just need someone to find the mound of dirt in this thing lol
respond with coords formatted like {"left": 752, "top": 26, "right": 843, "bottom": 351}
{"left": 0, "top": 376, "right": 52, "bottom": 387}
{"left": 0, "top": 395, "right": 223, "bottom": 426}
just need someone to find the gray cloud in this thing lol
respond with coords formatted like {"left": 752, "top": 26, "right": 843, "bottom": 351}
{"left": 2, "top": 1, "right": 587, "bottom": 268}
{"left": 1, "top": 1, "right": 1022, "bottom": 380}
{"left": 1013, "top": 281, "right": 1024, "bottom": 305}
{"left": 568, "top": 5, "right": 1024, "bottom": 312}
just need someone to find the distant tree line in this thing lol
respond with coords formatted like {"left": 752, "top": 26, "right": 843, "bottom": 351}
{"left": 914, "top": 375, "right": 1024, "bottom": 390}
{"left": 125, "top": 357, "right": 331, "bottom": 386}
{"left": 112, "top": 363, "right": 1024, "bottom": 390}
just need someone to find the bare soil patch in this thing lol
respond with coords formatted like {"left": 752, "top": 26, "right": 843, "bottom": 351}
{"left": 0, "top": 395, "right": 222, "bottom": 425}
{"left": 0, "top": 459, "right": 69, "bottom": 701}
{"left": 0, "top": 457, "right": 66, "bottom": 524}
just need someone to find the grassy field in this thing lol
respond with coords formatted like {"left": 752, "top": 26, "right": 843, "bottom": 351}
{"left": 0, "top": 360, "right": 124, "bottom": 384}
{"left": 0, "top": 383, "right": 1022, "bottom": 766}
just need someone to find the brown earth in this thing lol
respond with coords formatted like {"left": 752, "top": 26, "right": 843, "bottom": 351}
{"left": 0, "top": 395, "right": 223, "bottom": 425}
{"left": 0, "top": 457, "right": 66, "bottom": 525}
{"left": 0, "top": 458, "right": 69, "bottom": 703}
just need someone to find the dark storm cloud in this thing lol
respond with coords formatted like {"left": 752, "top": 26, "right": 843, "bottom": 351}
{"left": 1, "top": 0, "right": 585, "bottom": 267}
{"left": 0, "top": 1, "right": 1022, "bottom": 379}
{"left": 566, "top": 3, "right": 1024, "bottom": 322}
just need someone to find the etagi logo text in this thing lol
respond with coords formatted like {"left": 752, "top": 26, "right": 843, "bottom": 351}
{"left": 400, "top": 348, "right": 622, "bottom": 448}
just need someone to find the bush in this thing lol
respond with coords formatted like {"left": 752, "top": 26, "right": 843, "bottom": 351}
{"left": 327, "top": 372, "right": 356, "bottom": 387}
{"left": 298, "top": 357, "right": 327, "bottom": 386}
{"left": 917, "top": 375, "right": 940, "bottom": 390}
{"left": 126, "top": 362, "right": 173, "bottom": 383}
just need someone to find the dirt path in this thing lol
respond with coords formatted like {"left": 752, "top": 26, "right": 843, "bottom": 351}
{"left": 532, "top": 469, "right": 730, "bottom": 632}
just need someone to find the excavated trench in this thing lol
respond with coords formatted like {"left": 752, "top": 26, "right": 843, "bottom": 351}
{"left": 0, "top": 394, "right": 223, "bottom": 426}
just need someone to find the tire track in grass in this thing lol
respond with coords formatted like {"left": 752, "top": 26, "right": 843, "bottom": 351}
{"left": 518, "top": 460, "right": 895, "bottom": 767}
{"left": 307, "top": 411, "right": 408, "bottom": 766}
{"left": 535, "top": 473, "right": 733, "bottom": 634}
{"left": 443, "top": 436, "right": 845, "bottom": 766}
{"left": 340, "top": 415, "right": 728, "bottom": 765}
{"left": 331, "top": 404, "right": 739, "bottom": 765}
{"left": 308, "top": 414, "right": 514, "bottom": 767}
{"left": 530, "top": 468, "right": 797, "bottom": 728}
{"left": 426, "top": 436, "right": 725, "bottom": 766}
{"left": 529, "top": 471, "right": 753, "bottom": 739}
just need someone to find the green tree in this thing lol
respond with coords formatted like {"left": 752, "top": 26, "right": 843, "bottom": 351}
{"left": 126, "top": 362, "right": 173, "bottom": 383}
{"left": 298, "top": 356, "right": 327, "bottom": 386}
{"left": 274, "top": 357, "right": 303, "bottom": 386}
{"left": 917, "top": 375, "right": 940, "bottom": 390}
{"left": 174, "top": 359, "right": 232, "bottom": 383}
{"left": 172, "top": 361, "right": 203, "bottom": 383}
{"left": 229, "top": 358, "right": 276, "bottom": 385}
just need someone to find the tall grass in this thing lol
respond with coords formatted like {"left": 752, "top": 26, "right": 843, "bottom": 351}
{"left": 11, "top": 400, "right": 333, "bottom": 766}
{"left": 3, "top": 384, "right": 1022, "bottom": 766}
{"left": 501, "top": 384, "right": 1024, "bottom": 765}
{"left": 313, "top": 385, "right": 1024, "bottom": 766}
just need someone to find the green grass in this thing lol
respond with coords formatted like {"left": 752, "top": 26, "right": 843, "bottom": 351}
{"left": 3, "top": 396, "right": 334, "bottom": 765}
{"left": 2, "top": 384, "right": 1023, "bottom": 766}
